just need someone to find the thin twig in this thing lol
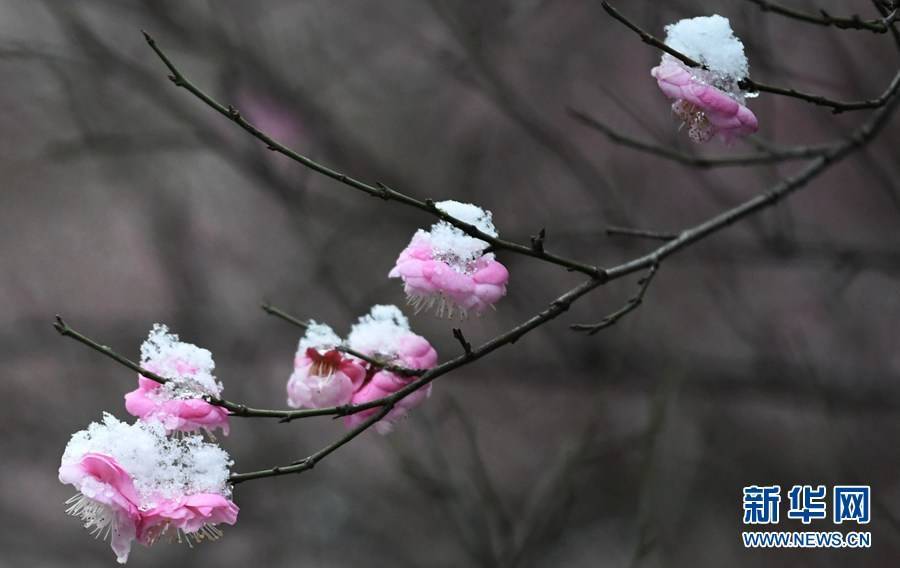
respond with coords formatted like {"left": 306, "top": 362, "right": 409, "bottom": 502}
{"left": 229, "top": 403, "right": 394, "bottom": 484}
{"left": 568, "top": 107, "right": 829, "bottom": 167}
{"left": 142, "top": 31, "right": 604, "bottom": 280}
{"left": 452, "top": 328, "right": 473, "bottom": 356}
{"left": 260, "top": 302, "right": 419, "bottom": 376}
{"left": 745, "top": 0, "right": 897, "bottom": 33}
{"left": 601, "top": 1, "right": 900, "bottom": 113}
{"left": 571, "top": 264, "right": 659, "bottom": 334}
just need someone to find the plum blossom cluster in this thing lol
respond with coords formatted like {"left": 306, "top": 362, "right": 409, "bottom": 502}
{"left": 651, "top": 15, "right": 759, "bottom": 144}
{"left": 389, "top": 200, "right": 509, "bottom": 318}
{"left": 60, "top": 415, "right": 237, "bottom": 563}
{"left": 60, "top": 326, "right": 237, "bottom": 563}
{"left": 287, "top": 305, "right": 438, "bottom": 434}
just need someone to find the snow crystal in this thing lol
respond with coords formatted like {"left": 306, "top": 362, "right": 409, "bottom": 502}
{"left": 140, "top": 324, "right": 222, "bottom": 397}
{"left": 664, "top": 15, "right": 748, "bottom": 82}
{"left": 346, "top": 305, "right": 410, "bottom": 357}
{"left": 61, "top": 413, "right": 233, "bottom": 505}
{"left": 426, "top": 201, "right": 498, "bottom": 272}
{"left": 298, "top": 321, "right": 342, "bottom": 351}
{"left": 435, "top": 200, "right": 498, "bottom": 236}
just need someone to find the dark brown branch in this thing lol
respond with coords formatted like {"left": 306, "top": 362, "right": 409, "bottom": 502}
{"left": 745, "top": 0, "right": 897, "bottom": 33}
{"left": 568, "top": 107, "right": 829, "bottom": 167}
{"left": 571, "top": 264, "right": 659, "bottom": 334}
{"left": 601, "top": 1, "right": 900, "bottom": 113}
{"left": 229, "top": 403, "right": 394, "bottom": 484}
{"left": 142, "top": 31, "right": 604, "bottom": 280}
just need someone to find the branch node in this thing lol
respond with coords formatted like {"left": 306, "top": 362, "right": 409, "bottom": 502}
{"left": 530, "top": 228, "right": 546, "bottom": 253}
{"left": 452, "top": 328, "right": 473, "bottom": 356}
{"left": 374, "top": 182, "right": 391, "bottom": 199}
{"left": 53, "top": 314, "right": 68, "bottom": 335}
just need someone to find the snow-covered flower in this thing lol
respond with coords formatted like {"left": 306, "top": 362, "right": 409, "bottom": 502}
{"left": 124, "top": 324, "right": 229, "bottom": 436}
{"left": 344, "top": 305, "right": 438, "bottom": 434}
{"left": 59, "top": 414, "right": 238, "bottom": 563}
{"left": 389, "top": 201, "right": 509, "bottom": 318}
{"left": 286, "top": 322, "right": 366, "bottom": 408}
{"left": 650, "top": 15, "right": 758, "bottom": 144}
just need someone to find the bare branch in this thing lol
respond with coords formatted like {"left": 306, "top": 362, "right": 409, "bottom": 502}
{"left": 745, "top": 0, "right": 897, "bottom": 33}
{"left": 452, "top": 328, "right": 473, "bottom": 356}
{"left": 229, "top": 403, "right": 394, "bottom": 484}
{"left": 568, "top": 107, "right": 830, "bottom": 167}
{"left": 141, "top": 31, "right": 605, "bottom": 280}
{"left": 571, "top": 264, "right": 659, "bottom": 334}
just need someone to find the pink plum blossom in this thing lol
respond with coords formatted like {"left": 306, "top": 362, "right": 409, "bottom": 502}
{"left": 286, "top": 321, "right": 367, "bottom": 409}
{"left": 60, "top": 415, "right": 238, "bottom": 563}
{"left": 124, "top": 324, "right": 229, "bottom": 436}
{"left": 389, "top": 201, "right": 509, "bottom": 317}
{"left": 651, "top": 16, "right": 758, "bottom": 144}
{"left": 287, "top": 348, "right": 366, "bottom": 408}
{"left": 389, "top": 232, "right": 509, "bottom": 317}
{"left": 651, "top": 56, "right": 758, "bottom": 144}
{"left": 139, "top": 494, "right": 239, "bottom": 546}
{"left": 126, "top": 377, "right": 230, "bottom": 436}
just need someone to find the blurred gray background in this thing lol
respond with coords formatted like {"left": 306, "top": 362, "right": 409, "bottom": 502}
{"left": 2, "top": 0, "right": 899, "bottom": 566}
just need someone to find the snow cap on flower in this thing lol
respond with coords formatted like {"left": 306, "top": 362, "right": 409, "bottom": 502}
{"left": 125, "top": 324, "right": 229, "bottom": 435}
{"left": 286, "top": 321, "right": 366, "bottom": 409}
{"left": 664, "top": 15, "right": 749, "bottom": 82}
{"left": 59, "top": 414, "right": 237, "bottom": 563}
{"left": 297, "top": 321, "right": 342, "bottom": 351}
{"left": 651, "top": 15, "right": 758, "bottom": 144}
{"left": 389, "top": 201, "right": 509, "bottom": 317}
{"left": 344, "top": 305, "right": 438, "bottom": 434}
{"left": 346, "top": 305, "right": 412, "bottom": 358}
